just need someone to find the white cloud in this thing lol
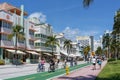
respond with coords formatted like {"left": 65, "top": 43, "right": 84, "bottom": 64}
{"left": 28, "top": 12, "right": 46, "bottom": 23}
{"left": 62, "top": 27, "right": 99, "bottom": 41}
{"left": 63, "top": 27, "right": 80, "bottom": 41}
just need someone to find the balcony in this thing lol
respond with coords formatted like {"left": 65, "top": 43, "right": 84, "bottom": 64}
{"left": 1, "top": 27, "right": 12, "bottom": 34}
{"left": 0, "top": 10, "right": 13, "bottom": 23}
{"left": 1, "top": 40, "right": 14, "bottom": 48}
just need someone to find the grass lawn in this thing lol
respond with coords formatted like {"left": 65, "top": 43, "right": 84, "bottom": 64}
{"left": 96, "top": 60, "right": 120, "bottom": 80}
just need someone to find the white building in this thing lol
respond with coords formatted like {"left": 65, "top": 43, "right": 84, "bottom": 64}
{"left": 76, "top": 36, "right": 94, "bottom": 52}
{"left": 55, "top": 33, "right": 82, "bottom": 60}
{"left": 0, "top": 2, "right": 39, "bottom": 64}
{"left": 94, "top": 40, "right": 102, "bottom": 51}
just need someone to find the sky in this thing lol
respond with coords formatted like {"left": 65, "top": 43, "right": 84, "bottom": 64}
{"left": 0, "top": 0, "right": 120, "bottom": 41}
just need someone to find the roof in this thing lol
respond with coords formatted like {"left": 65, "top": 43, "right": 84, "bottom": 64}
{"left": 0, "top": 2, "right": 27, "bottom": 16}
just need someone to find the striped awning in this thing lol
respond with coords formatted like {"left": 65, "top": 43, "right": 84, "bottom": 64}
{"left": 6, "top": 49, "right": 25, "bottom": 54}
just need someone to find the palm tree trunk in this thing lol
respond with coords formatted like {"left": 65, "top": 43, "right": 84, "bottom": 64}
{"left": 115, "top": 48, "right": 117, "bottom": 60}
{"left": 67, "top": 48, "right": 69, "bottom": 60}
{"left": 52, "top": 46, "right": 54, "bottom": 58}
{"left": 15, "top": 34, "right": 18, "bottom": 65}
{"left": 108, "top": 46, "right": 110, "bottom": 58}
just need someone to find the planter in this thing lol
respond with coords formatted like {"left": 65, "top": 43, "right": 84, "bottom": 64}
{"left": 0, "top": 60, "right": 5, "bottom": 65}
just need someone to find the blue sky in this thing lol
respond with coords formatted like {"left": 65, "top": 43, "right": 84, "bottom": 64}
{"left": 0, "top": 0, "right": 120, "bottom": 40}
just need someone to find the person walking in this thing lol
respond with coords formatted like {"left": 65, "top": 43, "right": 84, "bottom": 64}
{"left": 97, "top": 57, "right": 102, "bottom": 69}
{"left": 92, "top": 56, "right": 96, "bottom": 70}
{"left": 56, "top": 59, "right": 60, "bottom": 68}
{"left": 37, "top": 60, "right": 41, "bottom": 72}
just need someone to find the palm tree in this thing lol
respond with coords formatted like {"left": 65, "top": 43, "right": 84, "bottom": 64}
{"left": 83, "top": 46, "right": 90, "bottom": 61}
{"left": 8, "top": 25, "right": 25, "bottom": 65}
{"left": 45, "top": 35, "right": 59, "bottom": 58}
{"left": 111, "top": 9, "right": 120, "bottom": 59}
{"left": 83, "top": 0, "right": 93, "bottom": 7}
{"left": 110, "top": 39, "right": 117, "bottom": 58}
{"left": 102, "top": 34, "right": 111, "bottom": 58}
{"left": 95, "top": 46, "right": 103, "bottom": 56}
{"left": 63, "top": 39, "right": 72, "bottom": 57}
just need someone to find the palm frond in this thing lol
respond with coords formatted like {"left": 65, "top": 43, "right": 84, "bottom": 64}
{"left": 83, "top": 0, "right": 93, "bottom": 8}
{"left": 8, "top": 34, "right": 14, "bottom": 40}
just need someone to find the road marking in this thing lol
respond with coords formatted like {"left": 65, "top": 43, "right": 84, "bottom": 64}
{"left": 24, "top": 77, "right": 36, "bottom": 80}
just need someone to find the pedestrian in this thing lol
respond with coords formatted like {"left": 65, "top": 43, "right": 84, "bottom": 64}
{"left": 63, "top": 59, "right": 67, "bottom": 68}
{"left": 56, "top": 59, "right": 60, "bottom": 67}
{"left": 74, "top": 58, "right": 77, "bottom": 66}
{"left": 37, "top": 60, "right": 41, "bottom": 72}
{"left": 92, "top": 56, "right": 96, "bottom": 70}
{"left": 97, "top": 57, "right": 102, "bottom": 69}
{"left": 70, "top": 58, "right": 73, "bottom": 67}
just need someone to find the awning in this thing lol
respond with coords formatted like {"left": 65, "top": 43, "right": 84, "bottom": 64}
{"left": 6, "top": 49, "right": 25, "bottom": 54}
{"left": 26, "top": 51, "right": 40, "bottom": 55}
{"left": 43, "top": 53, "right": 52, "bottom": 56}
{"left": 60, "top": 51, "right": 68, "bottom": 56}
{"left": 54, "top": 53, "right": 60, "bottom": 56}
{"left": 75, "top": 53, "right": 82, "bottom": 57}
{"left": 69, "top": 54, "right": 76, "bottom": 57}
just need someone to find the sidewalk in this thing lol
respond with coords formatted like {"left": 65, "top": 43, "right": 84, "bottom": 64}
{"left": 52, "top": 61, "right": 107, "bottom": 80}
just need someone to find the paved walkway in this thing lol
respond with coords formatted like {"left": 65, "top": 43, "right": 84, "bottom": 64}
{"left": 52, "top": 61, "right": 107, "bottom": 80}
{"left": 0, "top": 61, "right": 85, "bottom": 80}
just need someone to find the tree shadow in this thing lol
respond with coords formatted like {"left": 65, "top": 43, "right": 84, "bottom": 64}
{"left": 96, "top": 73, "right": 120, "bottom": 80}
{"left": 56, "top": 73, "right": 120, "bottom": 80}
{"left": 57, "top": 75, "right": 96, "bottom": 80}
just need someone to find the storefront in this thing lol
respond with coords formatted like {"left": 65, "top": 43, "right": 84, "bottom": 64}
{"left": 26, "top": 51, "right": 40, "bottom": 64}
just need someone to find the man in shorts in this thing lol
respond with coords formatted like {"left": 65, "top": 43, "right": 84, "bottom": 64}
{"left": 92, "top": 56, "right": 96, "bottom": 70}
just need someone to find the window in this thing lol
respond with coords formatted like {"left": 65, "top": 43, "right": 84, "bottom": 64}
{"left": 29, "top": 31, "right": 34, "bottom": 35}
{"left": 35, "top": 42, "right": 40, "bottom": 46}
{"left": 2, "top": 21, "right": 12, "bottom": 29}
{"left": 2, "top": 34, "right": 8, "bottom": 40}
{"left": 29, "top": 40, "right": 34, "bottom": 45}
{"left": 18, "top": 39, "right": 24, "bottom": 43}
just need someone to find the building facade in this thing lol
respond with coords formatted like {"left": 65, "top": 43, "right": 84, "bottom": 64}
{"left": 0, "top": 2, "right": 39, "bottom": 64}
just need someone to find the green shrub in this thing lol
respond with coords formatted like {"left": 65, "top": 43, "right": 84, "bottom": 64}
{"left": 108, "top": 58, "right": 116, "bottom": 62}
{"left": 0, "top": 59, "right": 5, "bottom": 65}
{"left": 118, "top": 58, "right": 120, "bottom": 60}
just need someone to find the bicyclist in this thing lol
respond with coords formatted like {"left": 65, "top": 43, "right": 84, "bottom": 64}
{"left": 49, "top": 58, "right": 55, "bottom": 72}
{"left": 40, "top": 58, "right": 45, "bottom": 71}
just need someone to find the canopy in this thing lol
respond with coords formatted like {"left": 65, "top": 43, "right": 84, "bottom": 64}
{"left": 69, "top": 54, "right": 76, "bottom": 57}
{"left": 6, "top": 49, "right": 25, "bottom": 54}
{"left": 75, "top": 53, "right": 82, "bottom": 57}
{"left": 60, "top": 51, "right": 68, "bottom": 56}
{"left": 43, "top": 53, "right": 52, "bottom": 56}
{"left": 54, "top": 53, "right": 60, "bottom": 56}
{"left": 26, "top": 51, "right": 40, "bottom": 55}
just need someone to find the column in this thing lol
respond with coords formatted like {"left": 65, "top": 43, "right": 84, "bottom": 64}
{"left": 0, "top": 48, "right": 3, "bottom": 60}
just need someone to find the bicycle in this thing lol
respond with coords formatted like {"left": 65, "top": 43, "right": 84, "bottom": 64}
{"left": 37, "top": 63, "right": 45, "bottom": 72}
{"left": 48, "top": 65, "right": 55, "bottom": 72}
